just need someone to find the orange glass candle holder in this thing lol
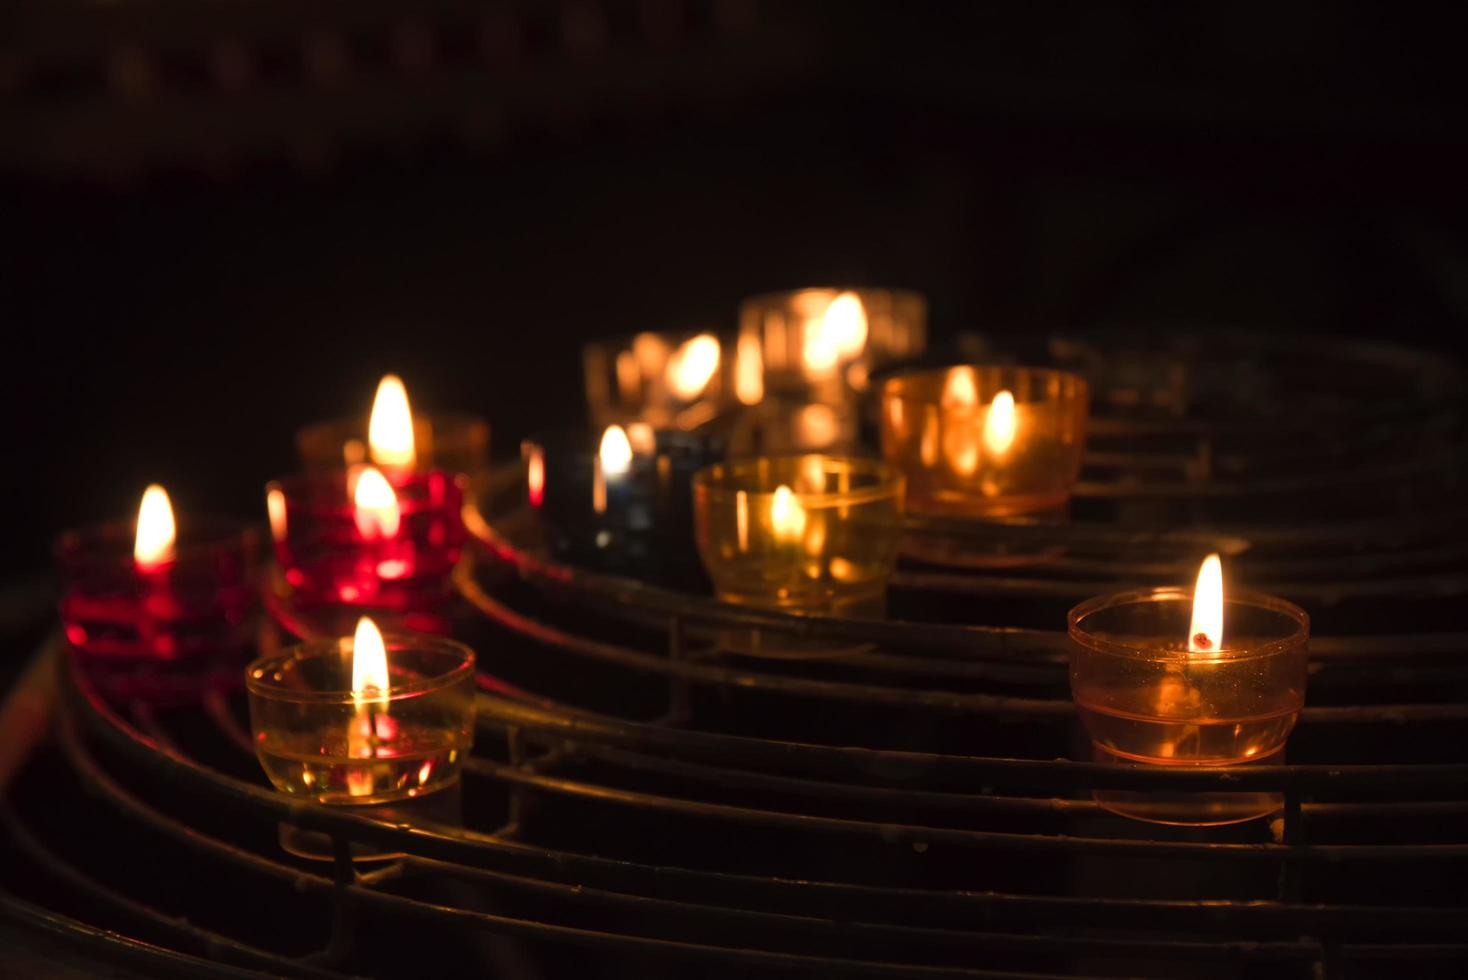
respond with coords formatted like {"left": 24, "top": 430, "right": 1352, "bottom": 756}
{"left": 583, "top": 330, "right": 732, "bottom": 430}
{"left": 1068, "top": 582, "right": 1309, "bottom": 825}
{"left": 692, "top": 455, "right": 904, "bottom": 621}
{"left": 245, "top": 631, "right": 475, "bottom": 806}
{"left": 738, "top": 288, "right": 926, "bottom": 401}
{"left": 880, "top": 365, "right": 1089, "bottom": 520}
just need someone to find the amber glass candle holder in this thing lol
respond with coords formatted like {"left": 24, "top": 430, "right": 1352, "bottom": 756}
{"left": 738, "top": 288, "right": 926, "bottom": 400}
{"left": 583, "top": 330, "right": 733, "bottom": 431}
{"left": 56, "top": 518, "right": 260, "bottom": 702}
{"left": 1068, "top": 588, "right": 1310, "bottom": 825}
{"left": 266, "top": 470, "right": 468, "bottom": 612}
{"left": 693, "top": 455, "right": 904, "bottom": 623}
{"left": 881, "top": 365, "right": 1088, "bottom": 519}
{"left": 296, "top": 414, "right": 490, "bottom": 476}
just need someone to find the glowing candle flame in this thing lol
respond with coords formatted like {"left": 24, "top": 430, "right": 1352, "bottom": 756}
{"left": 352, "top": 616, "right": 390, "bottom": 710}
{"left": 983, "top": 390, "right": 1017, "bottom": 456}
{"left": 599, "top": 425, "right": 633, "bottom": 478}
{"left": 266, "top": 486, "right": 288, "bottom": 542}
{"left": 353, "top": 466, "right": 401, "bottom": 539}
{"left": 735, "top": 332, "right": 764, "bottom": 405}
{"left": 941, "top": 368, "right": 978, "bottom": 408}
{"left": 770, "top": 484, "right": 807, "bottom": 543}
{"left": 526, "top": 448, "right": 545, "bottom": 508}
{"left": 823, "top": 292, "right": 868, "bottom": 360}
{"left": 368, "top": 374, "right": 416, "bottom": 470}
{"left": 1189, "top": 553, "right": 1224, "bottom": 653}
{"left": 665, "top": 333, "right": 720, "bottom": 400}
{"left": 134, "top": 484, "right": 177, "bottom": 569}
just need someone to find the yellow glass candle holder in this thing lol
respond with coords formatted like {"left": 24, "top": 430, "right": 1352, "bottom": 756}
{"left": 1068, "top": 573, "right": 1309, "bottom": 826}
{"left": 245, "top": 631, "right": 475, "bottom": 806}
{"left": 880, "top": 365, "right": 1089, "bottom": 520}
{"left": 692, "top": 455, "right": 904, "bottom": 622}
{"left": 738, "top": 288, "right": 926, "bottom": 400}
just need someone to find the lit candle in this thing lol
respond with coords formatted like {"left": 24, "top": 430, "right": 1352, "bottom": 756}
{"left": 583, "top": 330, "right": 730, "bottom": 431}
{"left": 1068, "top": 555, "right": 1310, "bottom": 825}
{"left": 296, "top": 373, "right": 489, "bottom": 477}
{"left": 346, "top": 616, "right": 392, "bottom": 798}
{"left": 55, "top": 484, "right": 260, "bottom": 699}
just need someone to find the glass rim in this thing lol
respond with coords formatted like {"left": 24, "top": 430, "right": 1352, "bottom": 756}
{"left": 881, "top": 364, "right": 1089, "bottom": 403}
{"left": 1068, "top": 586, "right": 1309, "bottom": 662}
{"left": 295, "top": 413, "right": 491, "bottom": 454}
{"left": 265, "top": 469, "right": 468, "bottom": 497}
{"left": 245, "top": 632, "right": 475, "bottom": 703}
{"left": 693, "top": 453, "right": 904, "bottom": 508}
{"left": 53, "top": 517, "right": 260, "bottom": 565}
{"left": 738, "top": 285, "right": 926, "bottom": 309}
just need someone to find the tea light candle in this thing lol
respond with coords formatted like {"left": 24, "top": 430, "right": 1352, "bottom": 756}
{"left": 55, "top": 484, "right": 260, "bottom": 700}
{"left": 583, "top": 330, "right": 730, "bottom": 430}
{"left": 296, "top": 374, "right": 490, "bottom": 477}
{"left": 880, "top": 365, "right": 1089, "bottom": 520}
{"left": 246, "top": 616, "right": 475, "bottom": 805}
{"left": 266, "top": 465, "right": 467, "bottom": 613}
{"left": 523, "top": 424, "right": 722, "bottom": 579}
{"left": 1068, "top": 554, "right": 1310, "bottom": 825}
{"left": 692, "top": 454, "right": 905, "bottom": 619}
{"left": 737, "top": 288, "right": 926, "bottom": 401}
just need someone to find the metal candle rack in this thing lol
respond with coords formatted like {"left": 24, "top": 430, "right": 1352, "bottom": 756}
{"left": 2, "top": 332, "right": 1466, "bottom": 979}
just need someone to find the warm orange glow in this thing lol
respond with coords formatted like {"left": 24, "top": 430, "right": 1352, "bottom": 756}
{"left": 736, "top": 489, "right": 749, "bottom": 551}
{"left": 626, "top": 422, "right": 657, "bottom": 455}
{"left": 666, "top": 333, "right": 720, "bottom": 400}
{"left": 1189, "top": 554, "right": 1224, "bottom": 653}
{"left": 823, "top": 292, "right": 868, "bottom": 360}
{"left": 983, "top": 390, "right": 1017, "bottom": 456}
{"left": 352, "top": 466, "right": 402, "bottom": 539}
{"left": 352, "top": 616, "right": 390, "bottom": 709}
{"left": 368, "top": 374, "right": 416, "bottom": 469}
{"left": 266, "top": 486, "right": 288, "bottom": 542}
{"left": 770, "top": 484, "right": 807, "bottom": 542}
{"left": 134, "top": 484, "right": 177, "bottom": 569}
{"left": 735, "top": 332, "right": 764, "bottom": 405}
{"left": 599, "top": 425, "right": 633, "bottom": 477}
{"left": 941, "top": 368, "right": 978, "bottom": 409}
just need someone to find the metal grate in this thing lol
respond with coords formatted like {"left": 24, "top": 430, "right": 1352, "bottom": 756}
{"left": 2, "top": 332, "right": 1466, "bottom": 979}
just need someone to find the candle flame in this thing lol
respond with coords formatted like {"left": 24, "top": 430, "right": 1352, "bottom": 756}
{"left": 1189, "top": 554, "right": 1224, "bottom": 653}
{"left": 770, "top": 484, "right": 807, "bottom": 542}
{"left": 823, "top": 292, "right": 868, "bottom": 360}
{"left": 527, "top": 447, "right": 545, "bottom": 508}
{"left": 266, "top": 486, "right": 288, "bottom": 542}
{"left": 352, "top": 616, "right": 391, "bottom": 709}
{"left": 134, "top": 484, "right": 177, "bottom": 568}
{"left": 983, "top": 390, "right": 1017, "bottom": 455}
{"left": 941, "top": 367, "right": 978, "bottom": 408}
{"left": 353, "top": 466, "right": 402, "bottom": 538}
{"left": 735, "top": 332, "right": 764, "bottom": 405}
{"left": 368, "top": 374, "right": 416, "bottom": 469}
{"left": 666, "top": 333, "right": 720, "bottom": 400}
{"left": 599, "top": 425, "right": 633, "bottom": 477}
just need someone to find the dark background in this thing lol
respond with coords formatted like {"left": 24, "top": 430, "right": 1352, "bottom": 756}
{"left": 4, "top": 1, "right": 1467, "bottom": 574}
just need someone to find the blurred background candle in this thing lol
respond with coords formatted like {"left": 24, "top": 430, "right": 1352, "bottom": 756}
{"left": 297, "top": 373, "right": 489, "bottom": 478}
{"left": 881, "top": 365, "right": 1088, "bottom": 519}
{"left": 1068, "top": 554, "right": 1310, "bottom": 825}
{"left": 55, "top": 483, "right": 260, "bottom": 701}
{"left": 523, "top": 423, "right": 722, "bottom": 581}
{"left": 583, "top": 330, "right": 732, "bottom": 431}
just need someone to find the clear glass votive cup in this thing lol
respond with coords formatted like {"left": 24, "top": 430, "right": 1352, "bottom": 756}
{"left": 583, "top": 330, "right": 733, "bottom": 431}
{"left": 880, "top": 365, "right": 1089, "bottom": 519}
{"left": 245, "top": 633, "right": 476, "bottom": 806}
{"left": 1068, "top": 587, "right": 1310, "bottom": 825}
{"left": 266, "top": 470, "right": 468, "bottom": 612}
{"left": 692, "top": 455, "right": 905, "bottom": 619}
{"left": 296, "top": 414, "right": 490, "bottom": 476}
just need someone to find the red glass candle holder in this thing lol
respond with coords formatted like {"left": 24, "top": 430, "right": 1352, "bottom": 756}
{"left": 1069, "top": 587, "right": 1310, "bottom": 825}
{"left": 55, "top": 517, "right": 261, "bottom": 700}
{"left": 266, "top": 470, "right": 468, "bottom": 613}
{"left": 296, "top": 414, "right": 490, "bottom": 476}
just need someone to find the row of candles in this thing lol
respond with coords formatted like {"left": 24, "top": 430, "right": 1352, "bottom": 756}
{"left": 55, "top": 286, "right": 1308, "bottom": 829}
